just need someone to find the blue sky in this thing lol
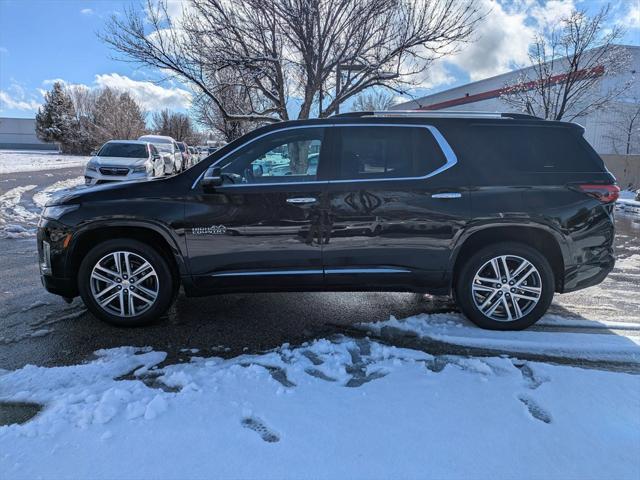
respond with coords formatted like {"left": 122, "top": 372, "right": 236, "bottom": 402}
{"left": 0, "top": 0, "right": 638, "bottom": 119}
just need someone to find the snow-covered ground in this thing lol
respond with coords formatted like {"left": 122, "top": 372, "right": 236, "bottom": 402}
{"left": 1, "top": 340, "right": 638, "bottom": 480}
{"left": 617, "top": 190, "right": 640, "bottom": 216}
{"left": 0, "top": 150, "right": 89, "bottom": 174}
{"left": 0, "top": 176, "right": 85, "bottom": 239}
{"left": 358, "top": 312, "right": 640, "bottom": 364}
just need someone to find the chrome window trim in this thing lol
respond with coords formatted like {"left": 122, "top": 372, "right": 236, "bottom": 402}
{"left": 192, "top": 123, "right": 458, "bottom": 189}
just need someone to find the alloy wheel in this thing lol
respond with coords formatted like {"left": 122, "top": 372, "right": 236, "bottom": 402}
{"left": 89, "top": 251, "right": 159, "bottom": 318}
{"left": 471, "top": 255, "right": 542, "bottom": 322}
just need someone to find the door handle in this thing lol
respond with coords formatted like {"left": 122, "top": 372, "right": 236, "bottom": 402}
{"left": 286, "top": 197, "right": 318, "bottom": 204}
{"left": 431, "top": 192, "right": 462, "bottom": 199}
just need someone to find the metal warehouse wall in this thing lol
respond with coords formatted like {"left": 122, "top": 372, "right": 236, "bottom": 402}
{"left": 394, "top": 45, "right": 640, "bottom": 156}
{"left": 0, "top": 117, "right": 57, "bottom": 150}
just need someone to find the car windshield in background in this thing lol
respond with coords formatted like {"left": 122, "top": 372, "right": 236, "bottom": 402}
{"left": 155, "top": 143, "right": 173, "bottom": 153}
{"left": 177, "top": 143, "right": 186, "bottom": 152}
{"left": 98, "top": 143, "right": 148, "bottom": 158}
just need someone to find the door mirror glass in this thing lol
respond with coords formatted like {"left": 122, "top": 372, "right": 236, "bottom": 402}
{"left": 252, "top": 164, "right": 264, "bottom": 177}
{"left": 201, "top": 166, "right": 223, "bottom": 191}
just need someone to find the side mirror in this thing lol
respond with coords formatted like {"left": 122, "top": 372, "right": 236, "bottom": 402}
{"left": 252, "top": 164, "right": 264, "bottom": 177}
{"left": 153, "top": 153, "right": 161, "bottom": 160}
{"left": 201, "top": 166, "right": 223, "bottom": 192}
{"left": 91, "top": 150, "right": 98, "bottom": 156}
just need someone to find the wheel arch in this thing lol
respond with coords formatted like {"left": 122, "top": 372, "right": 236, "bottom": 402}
{"left": 65, "top": 221, "right": 186, "bottom": 287}
{"left": 450, "top": 224, "right": 569, "bottom": 293}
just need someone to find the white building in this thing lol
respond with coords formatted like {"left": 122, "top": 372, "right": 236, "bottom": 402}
{"left": 394, "top": 45, "right": 639, "bottom": 155}
{"left": 0, "top": 117, "right": 57, "bottom": 150}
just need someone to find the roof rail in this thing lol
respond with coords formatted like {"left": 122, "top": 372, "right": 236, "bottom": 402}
{"left": 334, "top": 110, "right": 541, "bottom": 120}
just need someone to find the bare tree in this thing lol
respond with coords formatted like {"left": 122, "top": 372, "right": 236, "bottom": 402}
{"left": 603, "top": 100, "right": 640, "bottom": 156}
{"left": 151, "top": 109, "right": 201, "bottom": 143}
{"left": 92, "top": 87, "right": 148, "bottom": 145}
{"left": 501, "top": 6, "right": 633, "bottom": 121}
{"left": 351, "top": 90, "right": 397, "bottom": 111}
{"left": 192, "top": 70, "right": 263, "bottom": 142}
{"left": 103, "top": 0, "right": 482, "bottom": 125}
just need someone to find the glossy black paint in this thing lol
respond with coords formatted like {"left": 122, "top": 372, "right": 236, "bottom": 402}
{"left": 37, "top": 116, "right": 616, "bottom": 301}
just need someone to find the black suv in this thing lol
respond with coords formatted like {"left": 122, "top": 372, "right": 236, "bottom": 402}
{"left": 38, "top": 111, "right": 618, "bottom": 330}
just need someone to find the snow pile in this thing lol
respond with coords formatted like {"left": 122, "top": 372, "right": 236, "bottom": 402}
{"left": 32, "top": 176, "right": 85, "bottom": 207}
{"left": 617, "top": 190, "right": 640, "bottom": 216}
{"left": 0, "top": 185, "right": 38, "bottom": 239}
{"left": 0, "top": 150, "right": 88, "bottom": 174}
{"left": 359, "top": 313, "right": 640, "bottom": 364}
{"left": 1, "top": 340, "right": 639, "bottom": 479}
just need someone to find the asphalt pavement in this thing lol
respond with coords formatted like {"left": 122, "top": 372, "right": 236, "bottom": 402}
{"left": 1, "top": 167, "right": 639, "bottom": 371}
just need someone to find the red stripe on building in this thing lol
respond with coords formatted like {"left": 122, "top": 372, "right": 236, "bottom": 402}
{"left": 418, "top": 65, "right": 605, "bottom": 110}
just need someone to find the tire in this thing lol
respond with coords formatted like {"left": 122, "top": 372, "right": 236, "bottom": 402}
{"left": 78, "top": 239, "right": 176, "bottom": 327}
{"left": 455, "top": 242, "right": 555, "bottom": 331}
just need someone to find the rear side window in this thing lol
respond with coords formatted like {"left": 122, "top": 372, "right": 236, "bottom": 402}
{"left": 466, "top": 125, "right": 604, "bottom": 172}
{"left": 334, "top": 126, "right": 446, "bottom": 180}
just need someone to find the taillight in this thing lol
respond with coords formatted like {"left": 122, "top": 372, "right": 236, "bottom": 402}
{"left": 573, "top": 184, "right": 620, "bottom": 203}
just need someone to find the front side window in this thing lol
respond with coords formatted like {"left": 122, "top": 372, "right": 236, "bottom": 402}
{"left": 334, "top": 126, "right": 446, "bottom": 180}
{"left": 221, "top": 128, "right": 324, "bottom": 184}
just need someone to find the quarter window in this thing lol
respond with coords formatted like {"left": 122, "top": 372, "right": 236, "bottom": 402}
{"left": 221, "top": 128, "right": 324, "bottom": 184}
{"left": 334, "top": 126, "right": 446, "bottom": 180}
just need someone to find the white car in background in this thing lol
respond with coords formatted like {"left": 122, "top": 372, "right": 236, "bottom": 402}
{"left": 138, "top": 134, "right": 182, "bottom": 174}
{"left": 84, "top": 140, "right": 165, "bottom": 186}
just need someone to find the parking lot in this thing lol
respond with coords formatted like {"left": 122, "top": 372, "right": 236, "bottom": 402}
{"left": 1, "top": 163, "right": 639, "bottom": 372}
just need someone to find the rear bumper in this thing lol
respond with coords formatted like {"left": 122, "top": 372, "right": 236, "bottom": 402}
{"left": 561, "top": 252, "right": 615, "bottom": 293}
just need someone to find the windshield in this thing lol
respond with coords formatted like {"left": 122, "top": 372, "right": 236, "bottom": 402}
{"left": 155, "top": 143, "right": 173, "bottom": 153}
{"left": 98, "top": 143, "right": 148, "bottom": 158}
{"left": 177, "top": 143, "right": 186, "bottom": 152}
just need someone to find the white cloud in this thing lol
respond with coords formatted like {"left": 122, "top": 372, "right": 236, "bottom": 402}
{"left": 446, "top": 0, "right": 534, "bottom": 81}
{"left": 38, "top": 74, "right": 192, "bottom": 112}
{"left": 0, "top": 46, "right": 8, "bottom": 54}
{"left": 93, "top": 73, "right": 192, "bottom": 111}
{"left": 80, "top": 8, "right": 93, "bottom": 15}
{"left": 618, "top": 3, "right": 640, "bottom": 29}
{"left": 0, "top": 91, "right": 41, "bottom": 111}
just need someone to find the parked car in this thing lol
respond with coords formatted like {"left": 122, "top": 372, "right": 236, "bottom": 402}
{"left": 84, "top": 140, "right": 164, "bottom": 186}
{"left": 176, "top": 141, "right": 192, "bottom": 169}
{"left": 188, "top": 146, "right": 199, "bottom": 164}
{"left": 38, "top": 111, "right": 618, "bottom": 329}
{"left": 137, "top": 135, "right": 182, "bottom": 174}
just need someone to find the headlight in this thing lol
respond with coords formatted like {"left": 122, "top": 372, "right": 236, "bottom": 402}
{"left": 42, "top": 204, "right": 79, "bottom": 220}
{"left": 132, "top": 163, "right": 150, "bottom": 173}
{"left": 86, "top": 160, "right": 98, "bottom": 172}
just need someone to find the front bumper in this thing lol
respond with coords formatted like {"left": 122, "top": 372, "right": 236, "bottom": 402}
{"left": 84, "top": 169, "right": 150, "bottom": 186}
{"left": 38, "top": 219, "right": 78, "bottom": 298}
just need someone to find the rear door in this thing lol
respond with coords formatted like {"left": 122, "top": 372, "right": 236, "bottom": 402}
{"left": 322, "top": 123, "right": 470, "bottom": 292}
{"left": 184, "top": 126, "right": 329, "bottom": 292}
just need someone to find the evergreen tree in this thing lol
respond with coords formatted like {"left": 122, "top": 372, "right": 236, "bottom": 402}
{"left": 35, "top": 82, "right": 77, "bottom": 151}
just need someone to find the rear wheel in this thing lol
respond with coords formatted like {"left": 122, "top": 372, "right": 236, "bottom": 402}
{"left": 455, "top": 242, "right": 554, "bottom": 330}
{"left": 78, "top": 239, "right": 176, "bottom": 327}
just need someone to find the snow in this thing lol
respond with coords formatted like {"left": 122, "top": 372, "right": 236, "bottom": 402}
{"left": 358, "top": 313, "right": 640, "bottom": 364}
{"left": 32, "top": 176, "right": 85, "bottom": 207}
{"left": 0, "top": 150, "right": 89, "bottom": 174}
{"left": 0, "top": 185, "right": 38, "bottom": 238}
{"left": 0, "top": 340, "right": 638, "bottom": 480}
{"left": 617, "top": 191, "right": 640, "bottom": 216}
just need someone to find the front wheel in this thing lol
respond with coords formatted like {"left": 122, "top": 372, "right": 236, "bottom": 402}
{"left": 78, "top": 239, "right": 176, "bottom": 327}
{"left": 455, "top": 242, "right": 555, "bottom": 330}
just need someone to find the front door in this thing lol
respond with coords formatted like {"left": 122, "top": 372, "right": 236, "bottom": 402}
{"left": 185, "top": 126, "right": 328, "bottom": 292}
{"left": 322, "top": 124, "right": 470, "bottom": 293}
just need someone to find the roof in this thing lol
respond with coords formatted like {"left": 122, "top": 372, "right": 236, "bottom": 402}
{"left": 104, "top": 139, "right": 150, "bottom": 145}
{"left": 138, "top": 135, "right": 175, "bottom": 142}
